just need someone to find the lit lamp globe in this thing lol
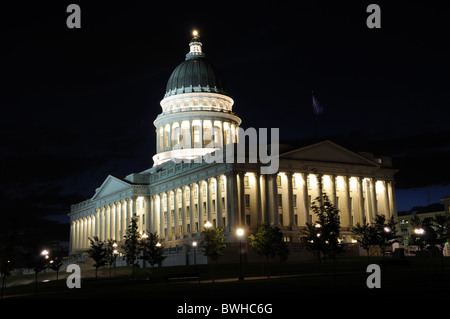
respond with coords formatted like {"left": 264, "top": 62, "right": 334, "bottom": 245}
{"left": 204, "top": 221, "right": 213, "bottom": 228}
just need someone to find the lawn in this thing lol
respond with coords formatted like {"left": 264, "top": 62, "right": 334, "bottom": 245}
{"left": 2, "top": 256, "right": 449, "bottom": 316}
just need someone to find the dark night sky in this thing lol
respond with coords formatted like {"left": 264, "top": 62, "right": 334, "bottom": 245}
{"left": 1, "top": 1, "right": 449, "bottom": 246}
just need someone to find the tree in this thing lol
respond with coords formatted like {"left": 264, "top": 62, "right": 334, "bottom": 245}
{"left": 249, "top": 223, "right": 289, "bottom": 278}
{"left": 270, "top": 226, "right": 289, "bottom": 277}
{"left": 304, "top": 193, "right": 342, "bottom": 263}
{"left": 408, "top": 215, "right": 430, "bottom": 252}
{"left": 49, "top": 251, "right": 64, "bottom": 281}
{"left": 87, "top": 236, "right": 107, "bottom": 279}
{"left": 200, "top": 226, "right": 226, "bottom": 283}
{"left": 372, "top": 214, "right": 400, "bottom": 259}
{"left": 433, "top": 214, "right": 450, "bottom": 268}
{"left": 105, "top": 239, "right": 118, "bottom": 277}
{"left": 352, "top": 217, "right": 376, "bottom": 260}
{"left": 140, "top": 231, "right": 166, "bottom": 282}
{"left": 122, "top": 215, "right": 140, "bottom": 280}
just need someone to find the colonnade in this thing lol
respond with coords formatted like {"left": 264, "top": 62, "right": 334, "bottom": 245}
{"left": 156, "top": 119, "right": 238, "bottom": 153}
{"left": 70, "top": 171, "right": 397, "bottom": 252}
{"left": 150, "top": 174, "right": 234, "bottom": 240}
{"left": 70, "top": 196, "right": 148, "bottom": 251}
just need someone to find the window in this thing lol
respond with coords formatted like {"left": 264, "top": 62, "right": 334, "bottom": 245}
{"left": 212, "top": 199, "right": 216, "bottom": 212}
{"left": 222, "top": 197, "right": 225, "bottom": 210}
{"left": 294, "top": 214, "right": 298, "bottom": 226}
{"left": 245, "top": 194, "right": 250, "bottom": 208}
{"left": 246, "top": 215, "right": 251, "bottom": 226}
{"left": 278, "top": 194, "right": 283, "bottom": 207}
{"left": 277, "top": 175, "right": 281, "bottom": 187}
{"left": 293, "top": 194, "right": 297, "bottom": 208}
{"left": 143, "top": 213, "right": 145, "bottom": 225}
{"left": 244, "top": 175, "right": 249, "bottom": 187}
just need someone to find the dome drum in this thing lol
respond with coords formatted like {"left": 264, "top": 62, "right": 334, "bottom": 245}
{"left": 153, "top": 32, "right": 241, "bottom": 167}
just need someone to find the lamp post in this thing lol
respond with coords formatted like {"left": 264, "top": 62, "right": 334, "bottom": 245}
{"left": 236, "top": 228, "right": 244, "bottom": 281}
{"left": 112, "top": 242, "right": 118, "bottom": 276}
{"left": 192, "top": 241, "right": 198, "bottom": 270}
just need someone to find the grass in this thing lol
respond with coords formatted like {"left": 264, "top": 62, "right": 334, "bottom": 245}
{"left": 2, "top": 256, "right": 450, "bottom": 304}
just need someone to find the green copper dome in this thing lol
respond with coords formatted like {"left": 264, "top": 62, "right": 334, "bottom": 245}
{"left": 164, "top": 35, "right": 228, "bottom": 98}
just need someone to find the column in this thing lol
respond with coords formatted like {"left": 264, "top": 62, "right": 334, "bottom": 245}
{"left": 357, "top": 177, "right": 365, "bottom": 225}
{"left": 388, "top": 181, "right": 397, "bottom": 219}
{"left": 166, "top": 191, "right": 172, "bottom": 239}
{"left": 115, "top": 201, "right": 121, "bottom": 240}
{"left": 365, "top": 179, "right": 373, "bottom": 222}
{"left": 371, "top": 179, "right": 378, "bottom": 216}
{"left": 181, "top": 187, "right": 186, "bottom": 236}
{"left": 80, "top": 218, "right": 85, "bottom": 249}
{"left": 331, "top": 174, "right": 337, "bottom": 205}
{"left": 98, "top": 207, "right": 103, "bottom": 241}
{"left": 173, "top": 189, "right": 179, "bottom": 240}
{"left": 255, "top": 172, "right": 262, "bottom": 226}
{"left": 160, "top": 193, "right": 165, "bottom": 238}
{"left": 216, "top": 176, "right": 223, "bottom": 228}
{"left": 189, "top": 184, "right": 195, "bottom": 235}
{"left": 227, "top": 172, "right": 239, "bottom": 230}
{"left": 301, "top": 173, "right": 309, "bottom": 225}
{"left": 317, "top": 173, "right": 323, "bottom": 203}
{"left": 205, "top": 179, "right": 211, "bottom": 222}
{"left": 110, "top": 203, "right": 116, "bottom": 240}
{"left": 125, "top": 198, "right": 131, "bottom": 235}
{"left": 287, "top": 172, "right": 294, "bottom": 227}
{"left": 121, "top": 199, "right": 126, "bottom": 239}
{"left": 383, "top": 180, "right": 391, "bottom": 219}
{"left": 238, "top": 172, "right": 246, "bottom": 226}
{"left": 196, "top": 182, "right": 203, "bottom": 230}
{"left": 95, "top": 209, "right": 100, "bottom": 240}
{"left": 75, "top": 220, "right": 79, "bottom": 250}
{"left": 263, "top": 174, "right": 270, "bottom": 223}
{"left": 150, "top": 196, "right": 156, "bottom": 234}
{"left": 344, "top": 176, "right": 352, "bottom": 227}
{"left": 271, "top": 174, "right": 279, "bottom": 226}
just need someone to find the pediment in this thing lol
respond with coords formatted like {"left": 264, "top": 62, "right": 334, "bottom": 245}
{"left": 92, "top": 175, "right": 131, "bottom": 200}
{"left": 280, "top": 140, "right": 380, "bottom": 167}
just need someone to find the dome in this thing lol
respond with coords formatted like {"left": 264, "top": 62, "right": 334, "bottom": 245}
{"left": 164, "top": 35, "right": 228, "bottom": 98}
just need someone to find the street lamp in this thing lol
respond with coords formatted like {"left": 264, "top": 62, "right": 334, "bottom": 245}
{"left": 414, "top": 228, "right": 425, "bottom": 235}
{"left": 41, "top": 250, "right": 49, "bottom": 259}
{"left": 236, "top": 228, "right": 245, "bottom": 281}
{"left": 204, "top": 221, "right": 212, "bottom": 229}
{"left": 192, "top": 241, "right": 198, "bottom": 270}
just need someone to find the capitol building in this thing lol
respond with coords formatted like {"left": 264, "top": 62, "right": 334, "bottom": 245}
{"left": 68, "top": 31, "right": 398, "bottom": 262}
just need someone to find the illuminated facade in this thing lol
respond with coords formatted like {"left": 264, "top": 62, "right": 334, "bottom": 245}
{"left": 68, "top": 32, "right": 398, "bottom": 258}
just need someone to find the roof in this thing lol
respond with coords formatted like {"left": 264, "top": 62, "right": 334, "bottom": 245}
{"left": 164, "top": 36, "right": 228, "bottom": 98}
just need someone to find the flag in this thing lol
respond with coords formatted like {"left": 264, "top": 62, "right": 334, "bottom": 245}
{"left": 312, "top": 95, "right": 323, "bottom": 115}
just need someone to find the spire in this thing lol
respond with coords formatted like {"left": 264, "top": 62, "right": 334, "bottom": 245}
{"left": 186, "top": 30, "right": 205, "bottom": 60}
